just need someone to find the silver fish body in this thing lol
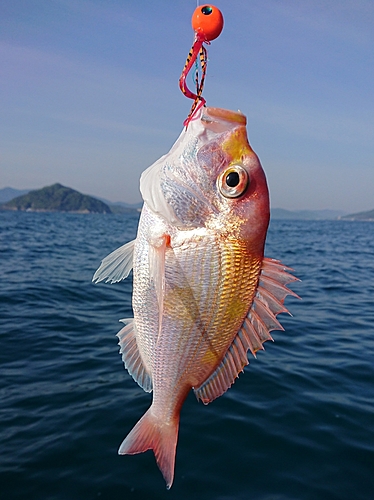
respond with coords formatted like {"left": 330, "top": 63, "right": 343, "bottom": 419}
{"left": 93, "top": 107, "right": 298, "bottom": 488}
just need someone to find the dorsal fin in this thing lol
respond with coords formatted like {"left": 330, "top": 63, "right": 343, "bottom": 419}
{"left": 117, "top": 319, "right": 153, "bottom": 393}
{"left": 194, "top": 258, "right": 299, "bottom": 404}
{"left": 92, "top": 239, "right": 135, "bottom": 284}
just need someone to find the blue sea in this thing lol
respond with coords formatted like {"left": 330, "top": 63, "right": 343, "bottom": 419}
{"left": 1, "top": 211, "right": 373, "bottom": 500}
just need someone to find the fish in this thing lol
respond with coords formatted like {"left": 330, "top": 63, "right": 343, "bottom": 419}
{"left": 93, "top": 106, "right": 298, "bottom": 489}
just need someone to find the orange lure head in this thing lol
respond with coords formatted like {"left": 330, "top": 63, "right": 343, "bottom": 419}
{"left": 191, "top": 4, "right": 224, "bottom": 41}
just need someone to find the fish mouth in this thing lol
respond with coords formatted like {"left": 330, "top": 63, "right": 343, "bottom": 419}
{"left": 203, "top": 107, "right": 247, "bottom": 125}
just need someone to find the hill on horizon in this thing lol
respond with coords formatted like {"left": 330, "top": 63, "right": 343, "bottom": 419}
{"left": 270, "top": 208, "right": 346, "bottom": 220}
{"left": 1, "top": 183, "right": 111, "bottom": 214}
{"left": 0, "top": 187, "right": 31, "bottom": 203}
{"left": 341, "top": 208, "right": 374, "bottom": 221}
{"left": 0, "top": 186, "right": 142, "bottom": 212}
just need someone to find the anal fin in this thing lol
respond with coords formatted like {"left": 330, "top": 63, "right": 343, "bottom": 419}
{"left": 194, "top": 257, "right": 299, "bottom": 405}
{"left": 194, "top": 333, "right": 250, "bottom": 405}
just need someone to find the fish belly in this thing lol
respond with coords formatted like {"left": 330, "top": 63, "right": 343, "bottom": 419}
{"left": 133, "top": 207, "right": 263, "bottom": 419}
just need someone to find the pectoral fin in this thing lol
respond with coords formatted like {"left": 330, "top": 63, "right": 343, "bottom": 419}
{"left": 194, "top": 257, "right": 299, "bottom": 404}
{"left": 92, "top": 239, "right": 135, "bottom": 283}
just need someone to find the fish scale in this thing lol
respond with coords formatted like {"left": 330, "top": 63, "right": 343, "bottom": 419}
{"left": 93, "top": 106, "right": 298, "bottom": 489}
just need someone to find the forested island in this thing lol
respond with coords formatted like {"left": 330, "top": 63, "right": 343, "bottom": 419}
{"left": 341, "top": 209, "right": 374, "bottom": 221}
{"left": 1, "top": 183, "right": 112, "bottom": 214}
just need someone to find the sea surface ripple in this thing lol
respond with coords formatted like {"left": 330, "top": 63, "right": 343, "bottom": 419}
{"left": 0, "top": 212, "right": 373, "bottom": 499}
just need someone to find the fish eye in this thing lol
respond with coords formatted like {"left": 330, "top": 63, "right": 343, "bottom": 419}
{"left": 218, "top": 164, "right": 249, "bottom": 198}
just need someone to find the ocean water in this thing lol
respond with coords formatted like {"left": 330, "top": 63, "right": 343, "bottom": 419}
{"left": 0, "top": 211, "right": 373, "bottom": 500}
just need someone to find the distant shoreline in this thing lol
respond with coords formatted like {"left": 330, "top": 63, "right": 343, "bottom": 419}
{"left": 0, "top": 207, "right": 105, "bottom": 214}
{"left": 1, "top": 186, "right": 373, "bottom": 220}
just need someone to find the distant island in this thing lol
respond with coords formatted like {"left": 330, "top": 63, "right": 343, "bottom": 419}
{"left": 1, "top": 183, "right": 112, "bottom": 214}
{"left": 270, "top": 208, "right": 346, "bottom": 220}
{"left": 340, "top": 209, "right": 374, "bottom": 221}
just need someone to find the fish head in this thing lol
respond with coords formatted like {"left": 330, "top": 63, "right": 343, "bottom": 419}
{"left": 140, "top": 106, "right": 270, "bottom": 251}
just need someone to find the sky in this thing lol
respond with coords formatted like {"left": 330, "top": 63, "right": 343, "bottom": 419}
{"left": 1, "top": 0, "right": 373, "bottom": 212}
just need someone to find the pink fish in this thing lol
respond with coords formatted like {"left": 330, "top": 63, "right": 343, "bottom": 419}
{"left": 93, "top": 106, "right": 298, "bottom": 489}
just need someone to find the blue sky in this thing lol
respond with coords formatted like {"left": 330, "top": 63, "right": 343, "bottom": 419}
{"left": 1, "top": 0, "right": 373, "bottom": 211}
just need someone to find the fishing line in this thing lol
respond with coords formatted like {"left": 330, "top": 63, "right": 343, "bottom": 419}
{"left": 179, "top": 4, "right": 224, "bottom": 127}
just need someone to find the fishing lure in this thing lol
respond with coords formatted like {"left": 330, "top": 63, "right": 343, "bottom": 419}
{"left": 179, "top": 4, "right": 224, "bottom": 126}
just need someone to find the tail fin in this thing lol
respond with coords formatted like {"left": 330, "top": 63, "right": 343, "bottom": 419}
{"left": 118, "top": 408, "right": 179, "bottom": 489}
